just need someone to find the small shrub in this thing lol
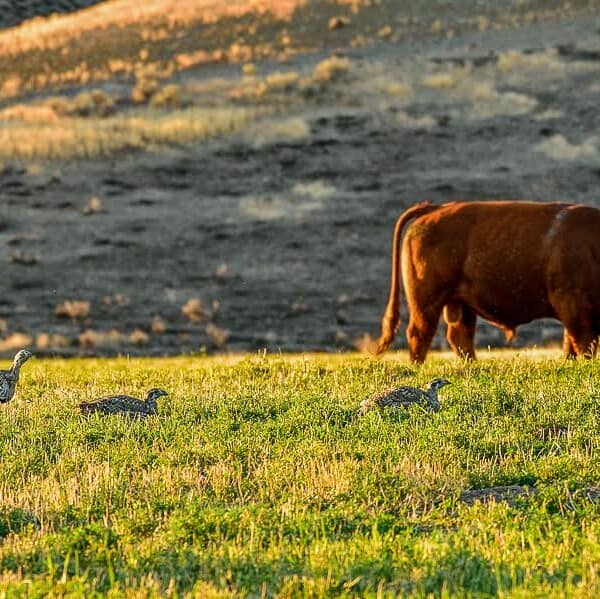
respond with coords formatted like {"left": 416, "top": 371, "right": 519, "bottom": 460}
{"left": 55, "top": 301, "right": 91, "bottom": 321}
{"left": 313, "top": 56, "right": 350, "bottom": 83}
{"left": 132, "top": 77, "right": 159, "bottom": 104}
{"left": 71, "top": 89, "right": 115, "bottom": 117}
{"left": 150, "top": 84, "right": 183, "bottom": 108}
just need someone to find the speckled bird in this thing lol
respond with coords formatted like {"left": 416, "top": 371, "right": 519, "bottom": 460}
{"left": 78, "top": 388, "right": 168, "bottom": 417}
{"left": 358, "top": 378, "right": 450, "bottom": 415}
{"left": 0, "top": 349, "right": 33, "bottom": 404}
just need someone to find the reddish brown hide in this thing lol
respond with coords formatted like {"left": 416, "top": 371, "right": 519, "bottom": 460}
{"left": 376, "top": 200, "right": 600, "bottom": 362}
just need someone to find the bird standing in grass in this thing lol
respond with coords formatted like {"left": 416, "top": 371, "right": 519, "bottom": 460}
{"left": 358, "top": 378, "right": 450, "bottom": 415}
{"left": 0, "top": 349, "right": 33, "bottom": 404}
{"left": 78, "top": 388, "right": 168, "bottom": 417}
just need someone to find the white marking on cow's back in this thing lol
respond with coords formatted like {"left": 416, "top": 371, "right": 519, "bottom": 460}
{"left": 546, "top": 207, "right": 570, "bottom": 242}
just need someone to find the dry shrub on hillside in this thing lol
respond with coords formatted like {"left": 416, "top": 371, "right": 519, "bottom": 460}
{"left": 0, "top": 333, "right": 33, "bottom": 352}
{"left": 82, "top": 197, "right": 103, "bottom": 215}
{"left": 230, "top": 70, "right": 302, "bottom": 103}
{"left": 251, "top": 117, "right": 309, "bottom": 147}
{"left": 55, "top": 301, "right": 90, "bottom": 320}
{"left": 313, "top": 56, "right": 350, "bottom": 83}
{"left": 149, "top": 83, "right": 184, "bottom": 108}
{"left": 151, "top": 316, "right": 167, "bottom": 334}
{"left": 264, "top": 71, "right": 300, "bottom": 93}
{"left": 0, "top": 104, "right": 60, "bottom": 123}
{"left": 36, "top": 333, "right": 72, "bottom": 349}
{"left": 182, "top": 298, "right": 215, "bottom": 324}
{"left": 205, "top": 322, "right": 230, "bottom": 348}
{"left": 1, "top": 90, "right": 115, "bottom": 123}
{"left": 78, "top": 329, "right": 122, "bottom": 349}
{"left": 328, "top": 16, "right": 351, "bottom": 31}
{"left": 422, "top": 63, "right": 472, "bottom": 90}
{"left": 132, "top": 77, "right": 160, "bottom": 104}
{"left": 215, "top": 263, "right": 228, "bottom": 280}
{"left": 129, "top": 329, "right": 150, "bottom": 346}
{"left": 0, "top": 106, "right": 267, "bottom": 160}
{"left": 379, "top": 81, "right": 413, "bottom": 98}
{"left": 102, "top": 293, "right": 130, "bottom": 307}
{"left": 70, "top": 90, "right": 115, "bottom": 117}
{"left": 46, "top": 90, "right": 115, "bottom": 117}
{"left": 8, "top": 251, "right": 41, "bottom": 266}
{"left": 535, "top": 134, "right": 598, "bottom": 161}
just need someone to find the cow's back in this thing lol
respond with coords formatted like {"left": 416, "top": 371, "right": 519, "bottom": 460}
{"left": 403, "top": 201, "right": 578, "bottom": 326}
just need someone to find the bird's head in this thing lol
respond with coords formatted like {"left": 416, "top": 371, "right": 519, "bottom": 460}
{"left": 358, "top": 398, "right": 372, "bottom": 416}
{"left": 12, "top": 349, "right": 33, "bottom": 368}
{"left": 426, "top": 378, "right": 451, "bottom": 392}
{"left": 145, "top": 388, "right": 169, "bottom": 402}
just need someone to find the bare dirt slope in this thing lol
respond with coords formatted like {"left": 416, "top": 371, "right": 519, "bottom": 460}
{"left": 0, "top": 3, "right": 599, "bottom": 356}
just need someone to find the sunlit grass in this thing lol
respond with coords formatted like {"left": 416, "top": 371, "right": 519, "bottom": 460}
{"left": 1, "top": 350, "right": 600, "bottom": 595}
{"left": 0, "top": 105, "right": 268, "bottom": 160}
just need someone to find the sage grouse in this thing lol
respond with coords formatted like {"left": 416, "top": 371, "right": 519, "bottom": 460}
{"left": 0, "top": 349, "right": 33, "bottom": 404}
{"left": 78, "top": 388, "right": 168, "bottom": 417}
{"left": 359, "top": 378, "right": 450, "bottom": 415}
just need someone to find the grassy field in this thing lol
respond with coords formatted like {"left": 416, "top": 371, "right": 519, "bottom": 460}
{"left": 1, "top": 350, "right": 600, "bottom": 596}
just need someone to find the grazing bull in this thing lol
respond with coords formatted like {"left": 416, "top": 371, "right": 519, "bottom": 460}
{"left": 375, "top": 200, "right": 600, "bottom": 362}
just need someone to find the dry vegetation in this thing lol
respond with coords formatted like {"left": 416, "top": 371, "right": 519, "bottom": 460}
{"left": 0, "top": 0, "right": 585, "bottom": 102}
{"left": 0, "top": 0, "right": 315, "bottom": 100}
{"left": 0, "top": 50, "right": 354, "bottom": 160}
{"left": 0, "top": 105, "right": 268, "bottom": 160}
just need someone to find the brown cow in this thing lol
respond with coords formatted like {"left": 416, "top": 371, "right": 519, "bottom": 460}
{"left": 376, "top": 200, "right": 600, "bottom": 362}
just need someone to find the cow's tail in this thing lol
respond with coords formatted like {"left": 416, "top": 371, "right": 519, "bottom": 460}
{"left": 375, "top": 201, "right": 439, "bottom": 355}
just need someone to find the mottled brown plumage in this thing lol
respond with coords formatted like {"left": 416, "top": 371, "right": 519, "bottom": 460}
{"left": 358, "top": 378, "right": 450, "bottom": 415}
{"left": 78, "top": 388, "right": 168, "bottom": 417}
{"left": 0, "top": 349, "right": 33, "bottom": 404}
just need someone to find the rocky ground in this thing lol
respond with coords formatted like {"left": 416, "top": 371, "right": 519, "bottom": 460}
{"left": 0, "top": 2, "right": 599, "bottom": 356}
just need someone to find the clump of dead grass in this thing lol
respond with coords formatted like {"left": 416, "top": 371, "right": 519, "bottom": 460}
{"left": 55, "top": 301, "right": 91, "bottom": 321}
{"left": 151, "top": 316, "right": 167, "bottom": 334}
{"left": 0, "top": 106, "right": 268, "bottom": 160}
{"left": 422, "top": 65, "right": 472, "bottom": 90}
{"left": 182, "top": 299, "right": 216, "bottom": 324}
{"left": 102, "top": 294, "right": 130, "bottom": 307}
{"left": 149, "top": 83, "right": 184, "bottom": 108}
{"left": 313, "top": 56, "right": 351, "bottom": 83}
{"left": 78, "top": 329, "right": 122, "bottom": 349}
{"left": 129, "top": 329, "right": 150, "bottom": 346}
{"left": 535, "top": 134, "right": 598, "bottom": 161}
{"left": 0, "top": 332, "right": 33, "bottom": 352}
{"left": 205, "top": 322, "right": 230, "bottom": 348}
{"left": 82, "top": 197, "right": 103, "bottom": 215}
{"left": 251, "top": 117, "right": 310, "bottom": 148}
{"left": 35, "top": 333, "right": 72, "bottom": 349}
{"left": 132, "top": 76, "right": 160, "bottom": 104}
{"left": 7, "top": 251, "right": 41, "bottom": 266}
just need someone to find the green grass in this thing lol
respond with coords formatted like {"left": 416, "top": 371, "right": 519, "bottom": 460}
{"left": 2, "top": 351, "right": 600, "bottom": 597}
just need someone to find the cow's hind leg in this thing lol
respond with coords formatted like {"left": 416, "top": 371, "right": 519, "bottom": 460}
{"left": 444, "top": 302, "right": 477, "bottom": 360}
{"left": 563, "top": 320, "right": 598, "bottom": 358}
{"left": 552, "top": 294, "right": 598, "bottom": 358}
{"left": 406, "top": 300, "right": 444, "bottom": 363}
